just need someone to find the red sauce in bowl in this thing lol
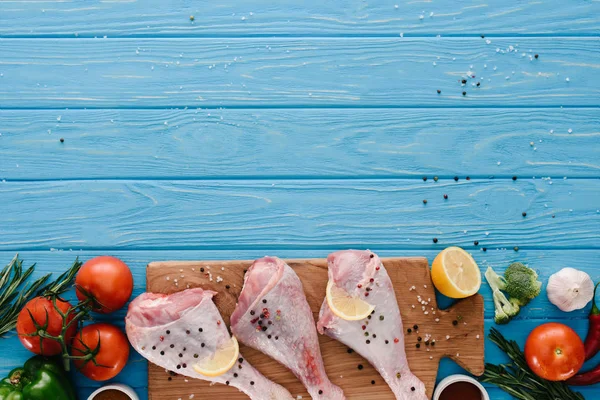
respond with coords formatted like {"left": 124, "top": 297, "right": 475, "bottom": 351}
{"left": 439, "top": 381, "right": 482, "bottom": 400}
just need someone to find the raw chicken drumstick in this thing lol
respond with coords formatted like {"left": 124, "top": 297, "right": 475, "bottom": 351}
{"left": 317, "top": 250, "right": 427, "bottom": 400}
{"left": 231, "top": 256, "right": 345, "bottom": 400}
{"left": 126, "top": 288, "right": 293, "bottom": 400}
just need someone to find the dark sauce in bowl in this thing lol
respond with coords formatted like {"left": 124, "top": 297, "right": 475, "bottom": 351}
{"left": 92, "top": 389, "right": 131, "bottom": 400}
{"left": 439, "top": 381, "right": 482, "bottom": 400}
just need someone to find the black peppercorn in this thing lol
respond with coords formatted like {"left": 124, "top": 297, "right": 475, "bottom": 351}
{"left": 512, "top": 176, "right": 517, "bottom": 181}
{"left": 385, "top": 340, "right": 389, "bottom": 344}
{"left": 201, "top": 343, "right": 205, "bottom": 348}
{"left": 59, "top": 138, "right": 64, "bottom": 143}
{"left": 423, "top": 199, "right": 427, "bottom": 204}
{"left": 443, "top": 194, "right": 448, "bottom": 199}
{"left": 416, "top": 343, "right": 420, "bottom": 348}
{"left": 417, "top": 337, "right": 422, "bottom": 342}
{"left": 522, "top": 212, "right": 527, "bottom": 217}
{"left": 413, "top": 325, "right": 418, "bottom": 330}
{"left": 226, "top": 381, "right": 230, "bottom": 385}
{"left": 261, "top": 326, "right": 267, "bottom": 332}
{"left": 200, "top": 268, "right": 204, "bottom": 272}
{"left": 407, "top": 328, "right": 412, "bottom": 333}
{"left": 371, "top": 380, "right": 376, "bottom": 385}
{"left": 535, "top": 54, "right": 539, "bottom": 59}
{"left": 160, "top": 351, "right": 164, "bottom": 355}
{"left": 358, "top": 364, "right": 364, "bottom": 370}
{"left": 462, "top": 79, "right": 467, "bottom": 84}
{"left": 250, "top": 310, "right": 255, "bottom": 315}
{"left": 437, "top": 89, "right": 441, "bottom": 94}
{"left": 170, "top": 344, "right": 174, "bottom": 348}
{"left": 379, "top": 315, "right": 384, "bottom": 321}
{"left": 319, "top": 390, "right": 323, "bottom": 395}
{"left": 347, "top": 348, "right": 353, "bottom": 354}
{"left": 433, "top": 238, "right": 438, "bottom": 243}
{"left": 482, "top": 247, "right": 487, "bottom": 252}
{"left": 198, "top": 328, "right": 203, "bottom": 333}
{"left": 262, "top": 299, "right": 267, "bottom": 303}
{"left": 366, "top": 340, "right": 371, "bottom": 344}
{"left": 411, "top": 387, "right": 416, "bottom": 391}
{"left": 166, "top": 330, "right": 170, "bottom": 335}
{"left": 250, "top": 381, "right": 254, "bottom": 385}
{"left": 422, "top": 176, "right": 427, "bottom": 181}
{"left": 454, "top": 176, "right": 459, "bottom": 181}
{"left": 452, "top": 320, "right": 458, "bottom": 326}
{"left": 225, "top": 285, "right": 230, "bottom": 289}
{"left": 234, "top": 373, "right": 238, "bottom": 378}
{"left": 176, "top": 365, "right": 181, "bottom": 369}
{"left": 474, "top": 241, "right": 479, "bottom": 246}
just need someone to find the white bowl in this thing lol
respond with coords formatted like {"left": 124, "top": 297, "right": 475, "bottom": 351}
{"left": 433, "top": 374, "right": 489, "bottom": 400}
{"left": 87, "top": 383, "right": 139, "bottom": 400}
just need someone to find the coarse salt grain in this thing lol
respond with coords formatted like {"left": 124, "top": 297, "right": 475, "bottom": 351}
{"left": 446, "top": 335, "right": 450, "bottom": 340}
{"left": 476, "top": 335, "right": 480, "bottom": 339}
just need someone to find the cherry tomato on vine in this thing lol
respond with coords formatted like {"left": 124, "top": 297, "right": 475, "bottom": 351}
{"left": 525, "top": 322, "right": 585, "bottom": 381}
{"left": 75, "top": 256, "right": 133, "bottom": 313}
{"left": 16, "top": 296, "right": 76, "bottom": 355}
{"left": 71, "top": 323, "right": 129, "bottom": 381}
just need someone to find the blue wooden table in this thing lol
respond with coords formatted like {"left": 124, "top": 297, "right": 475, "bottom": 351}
{"left": 1, "top": 1, "right": 599, "bottom": 399}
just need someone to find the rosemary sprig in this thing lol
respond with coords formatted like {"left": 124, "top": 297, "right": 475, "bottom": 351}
{"left": 0, "top": 255, "right": 82, "bottom": 337}
{"left": 480, "top": 327, "right": 585, "bottom": 400}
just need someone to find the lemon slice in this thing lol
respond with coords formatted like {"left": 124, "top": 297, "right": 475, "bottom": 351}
{"left": 431, "top": 246, "right": 481, "bottom": 298}
{"left": 193, "top": 336, "right": 239, "bottom": 377}
{"left": 326, "top": 280, "right": 375, "bottom": 321}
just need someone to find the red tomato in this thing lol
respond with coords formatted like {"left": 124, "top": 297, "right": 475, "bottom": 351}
{"left": 525, "top": 322, "right": 585, "bottom": 381}
{"left": 75, "top": 256, "right": 133, "bottom": 313}
{"left": 16, "top": 296, "right": 76, "bottom": 356}
{"left": 71, "top": 323, "right": 129, "bottom": 381}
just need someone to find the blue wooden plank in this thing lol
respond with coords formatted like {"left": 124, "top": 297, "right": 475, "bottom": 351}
{"left": 0, "top": 250, "right": 597, "bottom": 400}
{"left": 1, "top": 38, "right": 598, "bottom": 108}
{"left": 1, "top": 108, "right": 599, "bottom": 180}
{"left": 0, "top": 179, "right": 598, "bottom": 251}
{"left": 0, "top": 0, "right": 598, "bottom": 37}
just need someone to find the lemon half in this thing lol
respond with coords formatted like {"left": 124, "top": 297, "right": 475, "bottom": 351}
{"left": 326, "top": 280, "right": 375, "bottom": 321}
{"left": 193, "top": 336, "right": 239, "bottom": 377}
{"left": 431, "top": 246, "right": 481, "bottom": 298}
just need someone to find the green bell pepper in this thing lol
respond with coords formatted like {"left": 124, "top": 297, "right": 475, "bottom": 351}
{"left": 0, "top": 355, "right": 76, "bottom": 400}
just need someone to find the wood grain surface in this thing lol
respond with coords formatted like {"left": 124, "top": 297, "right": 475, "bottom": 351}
{"left": 146, "top": 258, "right": 484, "bottom": 399}
{"left": 1, "top": 179, "right": 598, "bottom": 251}
{"left": 1, "top": 108, "right": 599, "bottom": 180}
{"left": 1, "top": 0, "right": 598, "bottom": 37}
{"left": 1, "top": 38, "right": 598, "bottom": 108}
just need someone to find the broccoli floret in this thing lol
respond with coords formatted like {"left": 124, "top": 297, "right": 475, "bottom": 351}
{"left": 504, "top": 262, "right": 542, "bottom": 305}
{"left": 485, "top": 266, "right": 507, "bottom": 292}
{"left": 486, "top": 266, "right": 523, "bottom": 324}
{"left": 492, "top": 288, "right": 520, "bottom": 324}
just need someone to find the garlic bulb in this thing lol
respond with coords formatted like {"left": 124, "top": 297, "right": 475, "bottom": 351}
{"left": 547, "top": 267, "right": 594, "bottom": 312}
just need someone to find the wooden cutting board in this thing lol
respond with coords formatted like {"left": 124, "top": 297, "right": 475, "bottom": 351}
{"left": 146, "top": 258, "right": 484, "bottom": 400}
